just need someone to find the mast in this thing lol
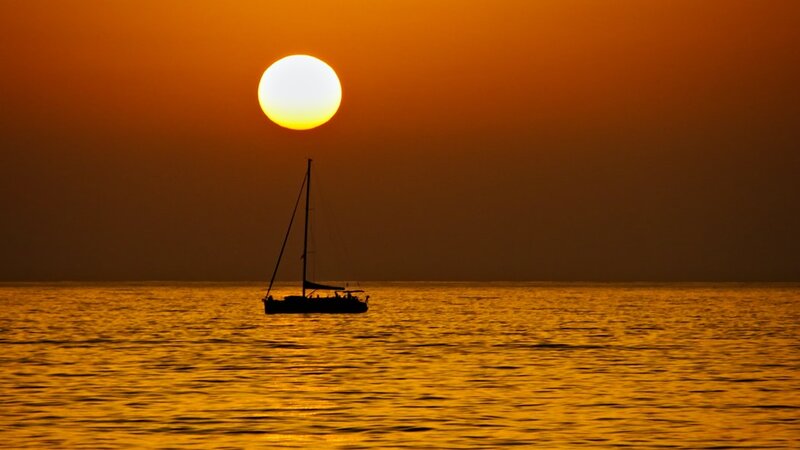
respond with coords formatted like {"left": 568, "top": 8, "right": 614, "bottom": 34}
{"left": 301, "top": 158, "right": 311, "bottom": 297}
{"left": 265, "top": 170, "right": 306, "bottom": 298}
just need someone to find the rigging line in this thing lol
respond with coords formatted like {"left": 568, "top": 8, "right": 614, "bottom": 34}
{"left": 318, "top": 173, "right": 355, "bottom": 284}
{"left": 316, "top": 173, "right": 355, "bottom": 283}
{"left": 308, "top": 189, "right": 316, "bottom": 283}
{"left": 266, "top": 171, "right": 307, "bottom": 298}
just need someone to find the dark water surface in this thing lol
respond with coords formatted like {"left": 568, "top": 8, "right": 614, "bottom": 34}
{"left": 1, "top": 282, "right": 798, "bottom": 448}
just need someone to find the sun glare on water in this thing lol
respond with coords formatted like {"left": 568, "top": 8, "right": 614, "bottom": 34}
{"left": 257, "top": 55, "right": 342, "bottom": 130}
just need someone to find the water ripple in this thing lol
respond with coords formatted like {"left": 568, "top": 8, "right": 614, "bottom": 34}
{"left": 0, "top": 282, "right": 798, "bottom": 448}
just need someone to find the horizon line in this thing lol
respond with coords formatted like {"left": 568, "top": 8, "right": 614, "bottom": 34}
{"left": 1, "top": 279, "right": 799, "bottom": 284}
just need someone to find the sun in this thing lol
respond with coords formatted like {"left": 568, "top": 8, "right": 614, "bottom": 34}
{"left": 257, "top": 55, "right": 342, "bottom": 130}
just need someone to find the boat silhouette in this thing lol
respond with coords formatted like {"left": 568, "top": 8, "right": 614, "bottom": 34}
{"left": 262, "top": 159, "right": 369, "bottom": 314}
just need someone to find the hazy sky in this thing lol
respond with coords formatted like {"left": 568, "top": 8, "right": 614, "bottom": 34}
{"left": 1, "top": 1, "right": 798, "bottom": 281}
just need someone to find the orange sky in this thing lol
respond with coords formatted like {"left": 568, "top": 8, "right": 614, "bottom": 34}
{"left": 1, "top": 1, "right": 799, "bottom": 280}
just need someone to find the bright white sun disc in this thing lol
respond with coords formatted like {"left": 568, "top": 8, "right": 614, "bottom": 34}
{"left": 258, "top": 55, "right": 342, "bottom": 130}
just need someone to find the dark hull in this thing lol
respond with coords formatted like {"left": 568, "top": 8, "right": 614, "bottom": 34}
{"left": 263, "top": 296, "right": 368, "bottom": 314}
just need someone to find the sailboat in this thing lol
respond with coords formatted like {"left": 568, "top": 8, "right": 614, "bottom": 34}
{"left": 262, "top": 159, "right": 369, "bottom": 314}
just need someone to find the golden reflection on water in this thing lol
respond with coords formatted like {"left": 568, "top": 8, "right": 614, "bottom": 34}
{"left": 1, "top": 282, "right": 798, "bottom": 448}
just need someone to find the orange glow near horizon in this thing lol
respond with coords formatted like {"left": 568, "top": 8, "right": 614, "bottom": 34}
{"left": 0, "top": 0, "right": 798, "bottom": 281}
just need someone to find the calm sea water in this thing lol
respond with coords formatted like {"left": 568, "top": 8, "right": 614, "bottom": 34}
{"left": 1, "top": 282, "right": 798, "bottom": 449}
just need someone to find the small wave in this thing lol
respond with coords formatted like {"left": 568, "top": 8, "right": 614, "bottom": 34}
{"left": 416, "top": 394, "right": 448, "bottom": 401}
{"left": 389, "top": 425, "right": 434, "bottom": 432}
{"left": 748, "top": 405, "right": 800, "bottom": 410}
{"left": 497, "top": 342, "right": 608, "bottom": 350}
{"left": 49, "top": 372, "right": 94, "bottom": 378}
{"left": 220, "top": 429, "right": 271, "bottom": 435}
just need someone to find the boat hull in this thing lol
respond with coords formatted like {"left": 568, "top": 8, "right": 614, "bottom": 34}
{"left": 263, "top": 296, "right": 368, "bottom": 314}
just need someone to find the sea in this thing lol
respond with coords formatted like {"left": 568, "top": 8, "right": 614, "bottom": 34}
{"left": 1, "top": 282, "right": 798, "bottom": 449}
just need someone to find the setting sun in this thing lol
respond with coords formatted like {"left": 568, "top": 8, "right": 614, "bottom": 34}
{"left": 257, "top": 55, "right": 341, "bottom": 130}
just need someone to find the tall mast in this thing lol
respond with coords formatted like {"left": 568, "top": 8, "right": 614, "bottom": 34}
{"left": 265, "top": 170, "right": 306, "bottom": 298}
{"left": 301, "top": 158, "right": 311, "bottom": 297}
